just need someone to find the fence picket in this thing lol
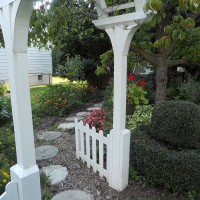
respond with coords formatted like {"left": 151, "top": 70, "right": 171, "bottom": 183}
{"left": 75, "top": 120, "right": 109, "bottom": 180}
{"left": 75, "top": 118, "right": 80, "bottom": 159}
{"left": 99, "top": 130, "right": 104, "bottom": 177}
{"left": 92, "top": 127, "right": 97, "bottom": 173}
{"left": 86, "top": 124, "right": 91, "bottom": 168}
{"left": 80, "top": 121, "right": 85, "bottom": 162}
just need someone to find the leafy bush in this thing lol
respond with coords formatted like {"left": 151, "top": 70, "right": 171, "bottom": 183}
{"left": 127, "top": 105, "right": 153, "bottom": 131}
{"left": 0, "top": 126, "right": 16, "bottom": 194}
{"left": 32, "top": 83, "right": 87, "bottom": 117}
{"left": 130, "top": 126, "right": 200, "bottom": 196}
{"left": 57, "top": 55, "right": 96, "bottom": 81}
{"left": 127, "top": 73, "right": 149, "bottom": 105}
{"left": 83, "top": 109, "right": 107, "bottom": 132}
{"left": 150, "top": 101, "right": 200, "bottom": 149}
{"left": 167, "top": 80, "right": 200, "bottom": 105}
{"left": 180, "top": 81, "right": 200, "bottom": 105}
{"left": 0, "top": 97, "right": 12, "bottom": 126}
{"left": 0, "top": 84, "right": 9, "bottom": 96}
{"left": 102, "top": 79, "right": 113, "bottom": 115}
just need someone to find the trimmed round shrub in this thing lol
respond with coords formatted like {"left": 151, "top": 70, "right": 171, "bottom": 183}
{"left": 130, "top": 126, "right": 200, "bottom": 194}
{"left": 150, "top": 101, "right": 200, "bottom": 149}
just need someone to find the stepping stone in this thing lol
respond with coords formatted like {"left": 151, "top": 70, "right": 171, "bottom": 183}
{"left": 76, "top": 112, "right": 90, "bottom": 117}
{"left": 41, "top": 165, "right": 68, "bottom": 185}
{"left": 87, "top": 107, "right": 101, "bottom": 111}
{"left": 66, "top": 116, "right": 84, "bottom": 122}
{"left": 37, "top": 131, "right": 62, "bottom": 141}
{"left": 58, "top": 122, "right": 75, "bottom": 131}
{"left": 36, "top": 145, "right": 59, "bottom": 161}
{"left": 93, "top": 103, "right": 103, "bottom": 107}
{"left": 51, "top": 190, "right": 94, "bottom": 200}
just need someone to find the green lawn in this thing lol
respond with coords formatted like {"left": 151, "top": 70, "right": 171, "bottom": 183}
{"left": 30, "top": 77, "right": 70, "bottom": 96}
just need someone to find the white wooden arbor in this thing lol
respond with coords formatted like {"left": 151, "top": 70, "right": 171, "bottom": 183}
{"left": 93, "top": 0, "right": 148, "bottom": 191}
{"left": 0, "top": 0, "right": 41, "bottom": 200}
{"left": 0, "top": 0, "right": 149, "bottom": 199}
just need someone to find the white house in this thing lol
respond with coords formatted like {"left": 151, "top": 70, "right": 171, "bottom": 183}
{"left": 0, "top": 47, "right": 52, "bottom": 86}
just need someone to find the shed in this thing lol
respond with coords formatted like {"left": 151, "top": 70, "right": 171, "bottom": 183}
{"left": 0, "top": 47, "right": 52, "bottom": 86}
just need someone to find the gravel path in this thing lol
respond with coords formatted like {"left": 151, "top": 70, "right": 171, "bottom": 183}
{"left": 34, "top": 103, "right": 187, "bottom": 200}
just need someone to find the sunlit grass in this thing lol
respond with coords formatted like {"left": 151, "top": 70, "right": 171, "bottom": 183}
{"left": 30, "top": 76, "right": 88, "bottom": 97}
{"left": 52, "top": 76, "right": 69, "bottom": 84}
{"left": 30, "top": 85, "right": 49, "bottom": 96}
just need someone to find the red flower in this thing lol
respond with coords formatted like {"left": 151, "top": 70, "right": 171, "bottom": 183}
{"left": 139, "top": 81, "right": 146, "bottom": 87}
{"left": 128, "top": 73, "right": 134, "bottom": 81}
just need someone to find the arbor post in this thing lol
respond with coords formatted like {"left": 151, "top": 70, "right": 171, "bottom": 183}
{"left": 106, "top": 25, "right": 139, "bottom": 191}
{"left": 0, "top": 1, "right": 41, "bottom": 199}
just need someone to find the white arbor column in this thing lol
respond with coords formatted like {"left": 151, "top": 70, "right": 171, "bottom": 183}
{"left": 0, "top": 0, "right": 41, "bottom": 200}
{"left": 106, "top": 25, "right": 139, "bottom": 191}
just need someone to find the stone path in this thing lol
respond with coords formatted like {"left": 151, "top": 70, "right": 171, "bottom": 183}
{"left": 41, "top": 165, "right": 68, "bottom": 185}
{"left": 36, "top": 102, "right": 103, "bottom": 199}
{"left": 36, "top": 145, "right": 59, "bottom": 161}
{"left": 51, "top": 190, "right": 94, "bottom": 200}
{"left": 37, "top": 131, "right": 62, "bottom": 141}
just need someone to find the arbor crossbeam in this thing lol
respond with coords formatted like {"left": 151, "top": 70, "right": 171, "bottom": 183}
{"left": 0, "top": 0, "right": 16, "bottom": 8}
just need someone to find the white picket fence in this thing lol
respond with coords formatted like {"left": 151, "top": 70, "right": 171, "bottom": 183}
{"left": 75, "top": 119, "right": 110, "bottom": 180}
{"left": 0, "top": 182, "right": 19, "bottom": 200}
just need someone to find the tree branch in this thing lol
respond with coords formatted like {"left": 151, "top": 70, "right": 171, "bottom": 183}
{"left": 168, "top": 59, "right": 186, "bottom": 67}
{"left": 130, "top": 44, "right": 159, "bottom": 66}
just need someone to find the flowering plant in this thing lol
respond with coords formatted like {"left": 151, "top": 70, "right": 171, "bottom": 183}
{"left": 127, "top": 73, "right": 149, "bottom": 105}
{"left": 83, "top": 109, "right": 107, "bottom": 132}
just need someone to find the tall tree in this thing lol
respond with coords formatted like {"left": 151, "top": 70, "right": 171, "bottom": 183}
{"left": 29, "top": 0, "right": 111, "bottom": 60}
{"left": 131, "top": 0, "right": 200, "bottom": 103}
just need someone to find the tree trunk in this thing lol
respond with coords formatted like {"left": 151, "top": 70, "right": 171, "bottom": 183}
{"left": 155, "top": 63, "right": 168, "bottom": 104}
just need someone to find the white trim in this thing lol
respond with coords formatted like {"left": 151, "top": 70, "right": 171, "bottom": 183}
{"left": 0, "top": 0, "right": 16, "bottom": 8}
{"left": 93, "top": 12, "right": 146, "bottom": 29}
{"left": 104, "top": 2, "right": 135, "bottom": 13}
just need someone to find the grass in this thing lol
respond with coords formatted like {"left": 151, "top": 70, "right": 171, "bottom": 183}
{"left": 30, "top": 77, "right": 70, "bottom": 96}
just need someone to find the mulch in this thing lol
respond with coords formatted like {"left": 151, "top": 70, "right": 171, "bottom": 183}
{"left": 34, "top": 103, "right": 187, "bottom": 200}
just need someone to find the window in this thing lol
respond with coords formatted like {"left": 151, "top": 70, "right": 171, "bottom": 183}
{"left": 38, "top": 75, "right": 43, "bottom": 81}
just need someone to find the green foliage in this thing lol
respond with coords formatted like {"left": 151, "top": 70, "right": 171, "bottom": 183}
{"left": 57, "top": 55, "right": 85, "bottom": 81}
{"left": 0, "top": 84, "right": 8, "bottom": 96}
{"left": 127, "top": 82, "right": 149, "bottom": 105}
{"left": 57, "top": 55, "right": 96, "bottom": 81}
{"left": 40, "top": 172, "right": 53, "bottom": 200}
{"left": 150, "top": 101, "right": 200, "bottom": 149}
{"left": 167, "top": 80, "right": 200, "bottom": 105}
{"left": 102, "top": 79, "right": 113, "bottom": 115}
{"left": 127, "top": 105, "right": 153, "bottom": 131}
{"left": 0, "top": 126, "right": 16, "bottom": 194}
{"left": 29, "top": 0, "right": 110, "bottom": 60}
{"left": 95, "top": 50, "right": 113, "bottom": 76}
{"left": 130, "top": 126, "right": 200, "bottom": 197}
{"left": 0, "top": 97, "right": 12, "bottom": 126}
{"left": 31, "top": 83, "right": 87, "bottom": 117}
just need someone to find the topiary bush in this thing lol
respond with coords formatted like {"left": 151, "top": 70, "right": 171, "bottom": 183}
{"left": 130, "top": 126, "right": 200, "bottom": 195}
{"left": 150, "top": 101, "right": 200, "bottom": 149}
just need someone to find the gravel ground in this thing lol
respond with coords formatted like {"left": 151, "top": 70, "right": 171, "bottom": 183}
{"left": 34, "top": 104, "right": 187, "bottom": 200}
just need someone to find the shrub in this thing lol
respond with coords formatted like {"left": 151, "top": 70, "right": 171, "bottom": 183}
{"left": 127, "top": 105, "right": 153, "bottom": 131}
{"left": 127, "top": 73, "right": 149, "bottom": 105}
{"left": 31, "top": 83, "right": 87, "bottom": 117}
{"left": 83, "top": 109, "right": 107, "bottom": 133}
{"left": 0, "top": 84, "right": 9, "bottom": 96}
{"left": 0, "top": 97, "right": 12, "bottom": 126}
{"left": 130, "top": 126, "right": 200, "bottom": 195}
{"left": 0, "top": 126, "right": 16, "bottom": 194}
{"left": 57, "top": 55, "right": 96, "bottom": 81}
{"left": 167, "top": 80, "right": 200, "bottom": 105}
{"left": 150, "top": 101, "right": 200, "bottom": 149}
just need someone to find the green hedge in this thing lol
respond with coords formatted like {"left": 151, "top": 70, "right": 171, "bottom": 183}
{"left": 150, "top": 101, "right": 200, "bottom": 149}
{"left": 130, "top": 126, "right": 200, "bottom": 194}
